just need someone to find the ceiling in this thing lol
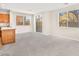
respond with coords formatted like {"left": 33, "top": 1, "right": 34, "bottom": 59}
{"left": 0, "top": 3, "right": 76, "bottom": 14}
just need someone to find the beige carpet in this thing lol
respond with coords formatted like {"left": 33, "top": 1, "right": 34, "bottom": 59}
{"left": 0, "top": 32, "right": 79, "bottom": 56}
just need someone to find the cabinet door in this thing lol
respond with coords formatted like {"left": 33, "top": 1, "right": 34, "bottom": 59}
{"left": 0, "top": 31, "right": 2, "bottom": 47}
{"left": 0, "top": 14, "right": 9, "bottom": 23}
{"left": 0, "top": 38, "right": 2, "bottom": 47}
{"left": 1, "top": 29, "right": 15, "bottom": 45}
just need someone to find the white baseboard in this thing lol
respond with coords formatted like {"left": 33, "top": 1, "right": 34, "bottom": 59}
{"left": 52, "top": 34, "right": 79, "bottom": 41}
{"left": 41, "top": 33, "right": 52, "bottom": 36}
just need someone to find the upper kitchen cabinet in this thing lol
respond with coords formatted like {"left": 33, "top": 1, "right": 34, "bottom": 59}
{"left": 0, "top": 13, "right": 9, "bottom": 23}
{"left": 0, "top": 9, "right": 10, "bottom": 23}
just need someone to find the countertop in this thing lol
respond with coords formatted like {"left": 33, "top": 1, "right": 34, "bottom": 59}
{"left": 0, "top": 27, "right": 15, "bottom": 30}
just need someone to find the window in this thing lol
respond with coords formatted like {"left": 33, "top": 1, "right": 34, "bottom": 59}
{"left": 24, "top": 16, "right": 30, "bottom": 25}
{"left": 59, "top": 10, "right": 79, "bottom": 27}
{"left": 16, "top": 16, "right": 23, "bottom": 25}
{"left": 16, "top": 15, "right": 32, "bottom": 26}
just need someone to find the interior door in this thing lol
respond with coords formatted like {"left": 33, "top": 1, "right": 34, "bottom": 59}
{"left": 36, "top": 18, "right": 42, "bottom": 32}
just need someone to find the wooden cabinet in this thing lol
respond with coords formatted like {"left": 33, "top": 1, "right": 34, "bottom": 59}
{"left": 0, "top": 31, "right": 2, "bottom": 47}
{"left": 0, "top": 38, "right": 2, "bottom": 47}
{"left": 1, "top": 29, "right": 15, "bottom": 45}
{"left": 0, "top": 13, "right": 9, "bottom": 23}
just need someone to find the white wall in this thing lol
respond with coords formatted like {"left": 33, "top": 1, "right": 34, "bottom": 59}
{"left": 42, "top": 12, "right": 52, "bottom": 35}
{"left": 35, "top": 12, "right": 52, "bottom": 35}
{"left": 38, "top": 4, "right": 79, "bottom": 41}
{"left": 10, "top": 4, "right": 79, "bottom": 40}
{"left": 10, "top": 11, "right": 34, "bottom": 34}
{"left": 15, "top": 26, "right": 32, "bottom": 33}
{"left": 51, "top": 4, "right": 79, "bottom": 41}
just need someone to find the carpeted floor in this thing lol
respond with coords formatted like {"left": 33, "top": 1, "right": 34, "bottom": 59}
{"left": 0, "top": 32, "right": 79, "bottom": 56}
